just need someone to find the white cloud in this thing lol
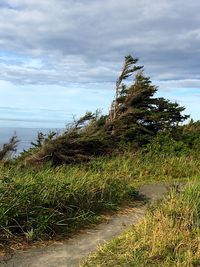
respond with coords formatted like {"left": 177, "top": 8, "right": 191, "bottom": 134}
{"left": 0, "top": 0, "right": 200, "bottom": 123}
{"left": 0, "top": 0, "right": 199, "bottom": 85}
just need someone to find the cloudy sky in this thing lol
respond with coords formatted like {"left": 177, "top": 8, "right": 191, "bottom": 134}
{"left": 0, "top": 0, "right": 200, "bottom": 128}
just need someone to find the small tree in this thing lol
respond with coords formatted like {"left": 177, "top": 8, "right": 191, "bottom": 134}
{"left": 23, "top": 55, "right": 190, "bottom": 165}
{"left": 0, "top": 135, "right": 19, "bottom": 160}
{"left": 31, "top": 131, "right": 57, "bottom": 148}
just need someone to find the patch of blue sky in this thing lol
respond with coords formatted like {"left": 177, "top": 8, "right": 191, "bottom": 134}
{"left": 0, "top": 50, "right": 48, "bottom": 70}
{"left": 175, "top": 88, "right": 199, "bottom": 95}
{"left": 0, "top": 50, "right": 30, "bottom": 64}
{"left": 0, "top": 82, "right": 114, "bottom": 128}
{"left": 157, "top": 87, "right": 199, "bottom": 96}
{"left": 0, "top": 107, "right": 70, "bottom": 120}
{"left": 156, "top": 87, "right": 200, "bottom": 121}
{"left": 0, "top": 107, "right": 69, "bottom": 128}
{"left": 0, "top": 86, "right": 198, "bottom": 127}
{"left": 0, "top": 2, "right": 12, "bottom": 9}
{"left": 0, "top": 118, "right": 66, "bottom": 129}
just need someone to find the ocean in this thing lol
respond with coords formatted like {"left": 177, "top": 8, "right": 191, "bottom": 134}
{"left": 0, "top": 127, "right": 64, "bottom": 156}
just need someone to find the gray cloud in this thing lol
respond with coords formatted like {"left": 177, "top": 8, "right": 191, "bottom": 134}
{"left": 0, "top": 0, "right": 200, "bottom": 87}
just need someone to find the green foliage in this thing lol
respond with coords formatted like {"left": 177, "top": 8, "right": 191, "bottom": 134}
{"left": 20, "top": 55, "right": 189, "bottom": 166}
{"left": 74, "top": 111, "right": 96, "bottom": 129}
{"left": 110, "top": 72, "right": 188, "bottom": 143}
{"left": 145, "top": 120, "right": 200, "bottom": 157}
{"left": 145, "top": 132, "right": 190, "bottom": 156}
{"left": 0, "top": 161, "right": 136, "bottom": 244}
{"left": 181, "top": 120, "right": 200, "bottom": 151}
{"left": 0, "top": 54, "right": 199, "bottom": 258}
{"left": 31, "top": 131, "right": 57, "bottom": 148}
{"left": 0, "top": 139, "right": 200, "bottom": 246}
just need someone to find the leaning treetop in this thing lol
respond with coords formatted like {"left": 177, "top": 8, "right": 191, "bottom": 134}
{"left": 22, "top": 55, "right": 189, "bottom": 165}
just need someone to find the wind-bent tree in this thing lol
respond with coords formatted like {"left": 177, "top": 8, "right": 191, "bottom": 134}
{"left": 23, "top": 55, "right": 189, "bottom": 165}
{"left": 107, "top": 57, "right": 189, "bottom": 144}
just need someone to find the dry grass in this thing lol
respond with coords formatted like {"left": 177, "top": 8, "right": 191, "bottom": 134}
{"left": 82, "top": 181, "right": 200, "bottom": 267}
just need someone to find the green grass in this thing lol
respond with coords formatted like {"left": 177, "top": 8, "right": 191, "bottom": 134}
{"left": 82, "top": 181, "right": 200, "bottom": 267}
{"left": 0, "top": 151, "right": 199, "bottom": 247}
{"left": 0, "top": 162, "right": 134, "bottom": 245}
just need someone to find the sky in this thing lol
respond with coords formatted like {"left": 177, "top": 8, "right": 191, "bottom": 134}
{"left": 0, "top": 0, "right": 200, "bottom": 128}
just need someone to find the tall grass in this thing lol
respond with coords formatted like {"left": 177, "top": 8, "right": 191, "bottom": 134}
{"left": 0, "top": 151, "right": 199, "bottom": 246}
{"left": 88, "top": 152, "right": 200, "bottom": 183}
{"left": 0, "top": 162, "right": 134, "bottom": 245}
{"left": 82, "top": 181, "right": 200, "bottom": 267}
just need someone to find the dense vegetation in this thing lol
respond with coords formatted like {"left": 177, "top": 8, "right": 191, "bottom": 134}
{"left": 0, "top": 147, "right": 199, "bottom": 247}
{"left": 0, "top": 161, "right": 135, "bottom": 245}
{"left": 16, "top": 55, "right": 188, "bottom": 166}
{"left": 0, "top": 55, "right": 199, "bottom": 260}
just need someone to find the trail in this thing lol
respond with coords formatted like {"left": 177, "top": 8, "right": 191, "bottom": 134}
{"left": 0, "top": 183, "right": 170, "bottom": 267}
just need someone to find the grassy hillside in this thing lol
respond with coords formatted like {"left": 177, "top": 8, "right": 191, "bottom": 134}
{"left": 0, "top": 159, "right": 135, "bottom": 246}
{"left": 0, "top": 149, "right": 199, "bottom": 247}
{"left": 0, "top": 56, "right": 199, "bottom": 258}
{"left": 82, "top": 181, "right": 200, "bottom": 267}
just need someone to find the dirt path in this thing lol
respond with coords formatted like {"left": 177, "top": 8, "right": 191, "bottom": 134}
{"left": 0, "top": 183, "right": 170, "bottom": 267}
